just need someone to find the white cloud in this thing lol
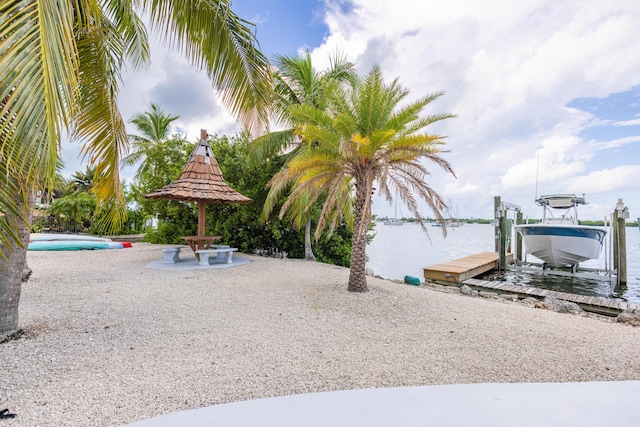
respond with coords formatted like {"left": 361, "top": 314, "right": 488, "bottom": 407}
{"left": 614, "top": 118, "right": 640, "bottom": 126}
{"left": 567, "top": 165, "right": 640, "bottom": 193}
{"left": 593, "top": 135, "right": 640, "bottom": 150}
{"left": 314, "top": 0, "right": 640, "bottom": 220}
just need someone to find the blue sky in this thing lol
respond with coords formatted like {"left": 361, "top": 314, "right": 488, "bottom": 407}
{"left": 62, "top": 0, "right": 640, "bottom": 221}
{"left": 232, "top": 0, "right": 329, "bottom": 57}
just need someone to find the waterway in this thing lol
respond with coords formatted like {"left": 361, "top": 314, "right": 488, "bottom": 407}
{"left": 366, "top": 222, "right": 640, "bottom": 304}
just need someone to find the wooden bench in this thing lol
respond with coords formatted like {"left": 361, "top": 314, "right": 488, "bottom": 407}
{"left": 162, "top": 247, "right": 184, "bottom": 264}
{"left": 195, "top": 247, "right": 238, "bottom": 266}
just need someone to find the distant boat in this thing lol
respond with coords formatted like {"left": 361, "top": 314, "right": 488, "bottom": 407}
{"left": 431, "top": 220, "right": 463, "bottom": 227}
{"left": 431, "top": 199, "right": 464, "bottom": 228}
{"left": 514, "top": 194, "right": 606, "bottom": 268}
{"left": 384, "top": 198, "right": 404, "bottom": 226}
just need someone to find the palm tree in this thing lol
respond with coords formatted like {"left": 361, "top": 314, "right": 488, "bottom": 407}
{"left": 122, "top": 103, "right": 179, "bottom": 181}
{"left": 50, "top": 192, "right": 97, "bottom": 232}
{"left": 69, "top": 165, "right": 97, "bottom": 195}
{"left": 0, "top": 1, "right": 272, "bottom": 337}
{"left": 37, "top": 159, "right": 68, "bottom": 204}
{"left": 251, "top": 51, "right": 355, "bottom": 260}
{"left": 269, "top": 66, "right": 456, "bottom": 292}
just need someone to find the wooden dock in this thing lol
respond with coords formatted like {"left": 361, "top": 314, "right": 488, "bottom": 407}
{"left": 423, "top": 252, "right": 511, "bottom": 283}
{"left": 422, "top": 251, "right": 637, "bottom": 316}
{"left": 462, "top": 278, "right": 638, "bottom": 316}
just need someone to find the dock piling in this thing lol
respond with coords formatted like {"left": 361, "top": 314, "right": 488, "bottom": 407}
{"left": 613, "top": 199, "right": 628, "bottom": 285}
{"left": 516, "top": 211, "right": 523, "bottom": 262}
{"left": 494, "top": 196, "right": 521, "bottom": 270}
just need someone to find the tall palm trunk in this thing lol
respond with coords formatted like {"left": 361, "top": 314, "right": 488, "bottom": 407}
{"left": 0, "top": 184, "right": 34, "bottom": 338}
{"left": 304, "top": 218, "right": 316, "bottom": 261}
{"left": 348, "top": 177, "right": 371, "bottom": 292}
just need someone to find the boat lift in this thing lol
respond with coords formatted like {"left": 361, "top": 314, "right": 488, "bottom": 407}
{"left": 494, "top": 196, "right": 629, "bottom": 287}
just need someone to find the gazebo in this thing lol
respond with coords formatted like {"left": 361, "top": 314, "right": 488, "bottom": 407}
{"left": 144, "top": 129, "right": 252, "bottom": 258}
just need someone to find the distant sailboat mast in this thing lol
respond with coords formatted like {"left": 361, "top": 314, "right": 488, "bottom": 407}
{"left": 384, "top": 196, "right": 403, "bottom": 225}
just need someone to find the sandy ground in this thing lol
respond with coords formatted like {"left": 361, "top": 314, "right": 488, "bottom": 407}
{"left": 1, "top": 243, "right": 639, "bottom": 427}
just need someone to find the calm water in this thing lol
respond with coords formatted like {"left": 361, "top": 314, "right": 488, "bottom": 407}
{"left": 366, "top": 222, "right": 640, "bottom": 304}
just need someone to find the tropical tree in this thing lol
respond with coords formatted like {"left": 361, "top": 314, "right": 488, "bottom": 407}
{"left": 50, "top": 192, "right": 97, "bottom": 232}
{"left": 270, "top": 66, "right": 456, "bottom": 292}
{"left": 250, "top": 51, "right": 355, "bottom": 261}
{"left": 68, "top": 165, "right": 97, "bottom": 195}
{"left": 122, "top": 103, "right": 180, "bottom": 181}
{"left": 0, "top": 1, "right": 271, "bottom": 337}
{"left": 37, "top": 159, "right": 68, "bottom": 204}
{"left": 132, "top": 134, "right": 196, "bottom": 241}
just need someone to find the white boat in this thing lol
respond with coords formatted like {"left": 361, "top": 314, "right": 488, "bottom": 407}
{"left": 514, "top": 194, "right": 606, "bottom": 268}
{"left": 383, "top": 218, "right": 403, "bottom": 226}
{"left": 431, "top": 220, "right": 463, "bottom": 227}
{"left": 384, "top": 199, "right": 403, "bottom": 226}
{"left": 431, "top": 199, "right": 464, "bottom": 227}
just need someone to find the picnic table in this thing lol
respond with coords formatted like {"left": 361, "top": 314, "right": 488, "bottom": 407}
{"left": 181, "top": 236, "right": 221, "bottom": 260}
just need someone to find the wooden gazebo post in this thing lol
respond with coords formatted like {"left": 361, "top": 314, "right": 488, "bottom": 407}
{"left": 197, "top": 129, "right": 208, "bottom": 238}
{"left": 198, "top": 201, "right": 206, "bottom": 237}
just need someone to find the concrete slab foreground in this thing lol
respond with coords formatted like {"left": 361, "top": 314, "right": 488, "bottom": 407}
{"left": 123, "top": 381, "right": 640, "bottom": 427}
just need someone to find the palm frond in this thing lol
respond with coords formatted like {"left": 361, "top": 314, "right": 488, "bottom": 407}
{"left": 1, "top": 0, "right": 79, "bottom": 183}
{"left": 103, "top": 0, "right": 150, "bottom": 69}
{"left": 314, "top": 175, "right": 353, "bottom": 239}
{"left": 71, "top": 2, "right": 145, "bottom": 231}
{"left": 145, "top": 0, "right": 272, "bottom": 134}
{"left": 128, "top": 103, "right": 179, "bottom": 142}
{"left": 247, "top": 128, "right": 295, "bottom": 166}
{"left": 1, "top": 0, "right": 81, "bottom": 245}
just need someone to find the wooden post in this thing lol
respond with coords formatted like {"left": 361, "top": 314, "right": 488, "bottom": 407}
{"left": 494, "top": 196, "right": 501, "bottom": 253}
{"left": 494, "top": 196, "right": 507, "bottom": 271}
{"left": 612, "top": 199, "right": 628, "bottom": 285}
{"left": 617, "top": 215, "right": 627, "bottom": 285}
{"left": 612, "top": 210, "right": 618, "bottom": 271}
{"left": 516, "top": 211, "right": 523, "bottom": 262}
{"left": 615, "top": 199, "right": 627, "bottom": 285}
{"left": 499, "top": 213, "right": 508, "bottom": 271}
{"left": 198, "top": 200, "right": 206, "bottom": 237}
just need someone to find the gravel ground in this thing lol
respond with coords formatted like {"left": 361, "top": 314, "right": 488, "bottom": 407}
{"left": 1, "top": 243, "right": 639, "bottom": 426}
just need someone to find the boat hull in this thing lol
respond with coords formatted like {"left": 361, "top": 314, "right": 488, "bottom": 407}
{"left": 514, "top": 224, "right": 606, "bottom": 267}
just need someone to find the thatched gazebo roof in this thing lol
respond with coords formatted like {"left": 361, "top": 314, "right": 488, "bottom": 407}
{"left": 144, "top": 129, "right": 252, "bottom": 236}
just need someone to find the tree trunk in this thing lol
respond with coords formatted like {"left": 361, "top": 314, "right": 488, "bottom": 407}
{"left": 0, "top": 185, "right": 34, "bottom": 338}
{"left": 348, "top": 177, "right": 371, "bottom": 292}
{"left": 304, "top": 218, "right": 316, "bottom": 261}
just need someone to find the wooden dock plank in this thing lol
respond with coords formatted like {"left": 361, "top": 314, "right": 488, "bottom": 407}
{"left": 459, "top": 278, "right": 635, "bottom": 315}
{"left": 574, "top": 295, "right": 587, "bottom": 304}
{"left": 423, "top": 252, "right": 511, "bottom": 283}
